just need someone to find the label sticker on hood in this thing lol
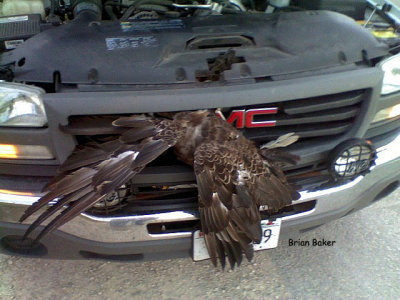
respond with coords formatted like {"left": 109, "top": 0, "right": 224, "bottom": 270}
{"left": 121, "top": 19, "right": 184, "bottom": 32}
{"left": 4, "top": 39, "right": 24, "bottom": 49}
{"left": 106, "top": 36, "right": 159, "bottom": 50}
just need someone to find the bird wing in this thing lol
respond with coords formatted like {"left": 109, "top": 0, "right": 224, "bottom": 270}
{"left": 20, "top": 115, "right": 185, "bottom": 242}
{"left": 194, "top": 139, "right": 300, "bottom": 269}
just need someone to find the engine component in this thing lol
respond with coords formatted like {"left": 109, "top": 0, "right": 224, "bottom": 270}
{"left": 121, "top": 0, "right": 136, "bottom": 6}
{"left": 73, "top": 0, "right": 103, "bottom": 20}
{"left": 296, "top": 0, "right": 367, "bottom": 20}
{"left": 170, "top": 0, "right": 246, "bottom": 13}
{"left": 265, "top": 0, "right": 290, "bottom": 13}
{"left": 130, "top": 10, "right": 159, "bottom": 19}
{"left": 269, "top": 0, "right": 290, "bottom": 8}
{"left": 172, "top": 1, "right": 224, "bottom": 13}
{"left": 120, "top": 0, "right": 246, "bottom": 21}
{"left": 0, "top": 14, "right": 41, "bottom": 50}
{"left": 1, "top": 0, "right": 45, "bottom": 18}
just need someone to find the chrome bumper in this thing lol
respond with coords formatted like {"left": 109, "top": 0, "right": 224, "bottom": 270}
{"left": 1, "top": 132, "right": 400, "bottom": 244}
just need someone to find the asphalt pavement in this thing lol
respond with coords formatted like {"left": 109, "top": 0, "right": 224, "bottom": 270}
{"left": 0, "top": 188, "right": 399, "bottom": 300}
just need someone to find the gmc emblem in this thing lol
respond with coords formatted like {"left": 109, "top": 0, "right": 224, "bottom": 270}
{"left": 220, "top": 108, "right": 278, "bottom": 128}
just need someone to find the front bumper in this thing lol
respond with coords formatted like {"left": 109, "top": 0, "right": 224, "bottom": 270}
{"left": 0, "top": 131, "right": 399, "bottom": 260}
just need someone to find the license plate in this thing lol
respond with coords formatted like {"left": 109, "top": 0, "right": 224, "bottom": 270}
{"left": 192, "top": 218, "right": 282, "bottom": 261}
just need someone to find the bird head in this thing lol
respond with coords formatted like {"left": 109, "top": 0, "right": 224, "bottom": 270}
{"left": 174, "top": 110, "right": 211, "bottom": 126}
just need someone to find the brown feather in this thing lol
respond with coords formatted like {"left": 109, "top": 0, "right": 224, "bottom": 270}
{"left": 19, "top": 168, "right": 96, "bottom": 222}
{"left": 215, "top": 237, "right": 227, "bottom": 269}
{"left": 22, "top": 185, "right": 93, "bottom": 239}
{"left": 204, "top": 232, "right": 218, "bottom": 268}
{"left": 59, "top": 140, "right": 123, "bottom": 173}
{"left": 119, "top": 127, "right": 156, "bottom": 144}
{"left": 112, "top": 115, "right": 154, "bottom": 127}
{"left": 220, "top": 239, "right": 236, "bottom": 270}
{"left": 20, "top": 114, "right": 184, "bottom": 240}
{"left": 33, "top": 192, "right": 103, "bottom": 242}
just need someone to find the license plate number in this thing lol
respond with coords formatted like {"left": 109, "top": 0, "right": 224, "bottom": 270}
{"left": 193, "top": 218, "right": 282, "bottom": 261}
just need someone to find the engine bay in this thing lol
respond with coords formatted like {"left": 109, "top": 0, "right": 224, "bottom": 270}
{"left": 0, "top": 0, "right": 374, "bottom": 22}
{"left": 0, "top": 0, "right": 398, "bottom": 89}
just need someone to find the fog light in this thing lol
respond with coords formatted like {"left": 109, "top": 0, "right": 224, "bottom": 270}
{"left": 0, "top": 144, "right": 53, "bottom": 159}
{"left": 93, "top": 185, "right": 126, "bottom": 209}
{"left": 329, "top": 139, "right": 376, "bottom": 181}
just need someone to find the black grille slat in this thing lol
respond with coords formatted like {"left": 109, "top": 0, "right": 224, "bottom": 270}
{"left": 283, "top": 91, "right": 364, "bottom": 115}
{"left": 275, "top": 106, "right": 359, "bottom": 126}
{"left": 61, "top": 116, "right": 123, "bottom": 135}
{"left": 237, "top": 89, "right": 366, "bottom": 142}
{"left": 245, "top": 122, "right": 352, "bottom": 140}
{"left": 126, "top": 197, "right": 198, "bottom": 213}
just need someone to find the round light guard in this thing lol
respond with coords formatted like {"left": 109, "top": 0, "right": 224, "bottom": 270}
{"left": 329, "top": 139, "right": 376, "bottom": 181}
{"left": 93, "top": 185, "right": 127, "bottom": 209}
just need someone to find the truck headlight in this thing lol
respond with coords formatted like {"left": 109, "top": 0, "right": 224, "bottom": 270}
{"left": 379, "top": 54, "right": 400, "bottom": 95}
{"left": 0, "top": 82, "right": 47, "bottom": 127}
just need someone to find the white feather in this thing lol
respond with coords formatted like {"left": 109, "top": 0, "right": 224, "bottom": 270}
{"left": 260, "top": 132, "right": 299, "bottom": 149}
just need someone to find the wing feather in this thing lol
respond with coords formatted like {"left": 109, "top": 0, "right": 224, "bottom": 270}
{"left": 22, "top": 185, "right": 93, "bottom": 239}
{"left": 119, "top": 127, "right": 157, "bottom": 144}
{"left": 21, "top": 115, "right": 185, "bottom": 241}
{"left": 204, "top": 232, "right": 218, "bottom": 267}
{"left": 195, "top": 133, "right": 299, "bottom": 268}
{"left": 112, "top": 115, "right": 154, "bottom": 127}
{"left": 19, "top": 168, "right": 97, "bottom": 222}
{"left": 215, "top": 237, "right": 227, "bottom": 269}
{"left": 220, "top": 239, "right": 236, "bottom": 269}
{"left": 58, "top": 140, "right": 123, "bottom": 173}
{"left": 195, "top": 142, "right": 260, "bottom": 269}
{"left": 33, "top": 192, "right": 101, "bottom": 242}
{"left": 133, "top": 139, "right": 171, "bottom": 167}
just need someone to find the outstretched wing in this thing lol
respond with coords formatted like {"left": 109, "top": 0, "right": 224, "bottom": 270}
{"left": 194, "top": 139, "right": 300, "bottom": 269}
{"left": 20, "top": 115, "right": 185, "bottom": 242}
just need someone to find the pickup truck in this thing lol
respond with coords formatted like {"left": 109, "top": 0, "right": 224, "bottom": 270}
{"left": 0, "top": 0, "right": 399, "bottom": 261}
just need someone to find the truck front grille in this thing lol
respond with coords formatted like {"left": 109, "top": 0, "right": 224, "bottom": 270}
{"left": 63, "top": 89, "right": 366, "bottom": 145}
{"left": 238, "top": 89, "right": 365, "bottom": 143}
{"left": 62, "top": 89, "right": 367, "bottom": 217}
